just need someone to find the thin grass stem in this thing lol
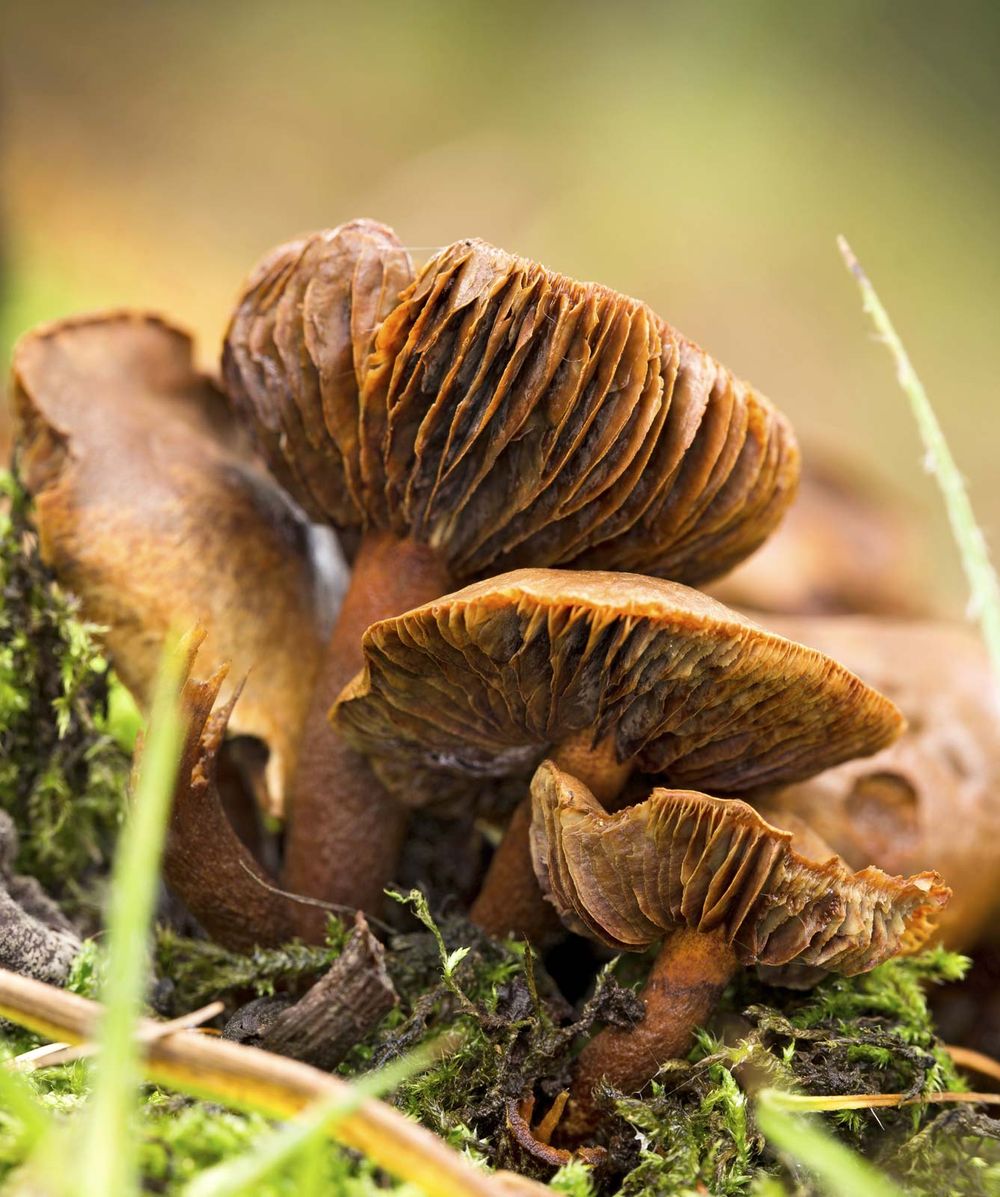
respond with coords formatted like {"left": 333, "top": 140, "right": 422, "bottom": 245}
{"left": 838, "top": 236, "right": 1000, "bottom": 685}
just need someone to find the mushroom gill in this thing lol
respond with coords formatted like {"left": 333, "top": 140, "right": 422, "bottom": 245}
{"left": 334, "top": 567, "right": 903, "bottom": 940}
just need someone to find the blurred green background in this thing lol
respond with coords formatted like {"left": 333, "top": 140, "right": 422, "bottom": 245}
{"left": 2, "top": 1, "right": 997, "bottom": 601}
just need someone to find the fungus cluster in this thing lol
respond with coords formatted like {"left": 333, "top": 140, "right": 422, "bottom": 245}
{"left": 9, "top": 219, "right": 988, "bottom": 1168}
{"left": 219, "top": 220, "right": 802, "bottom": 940}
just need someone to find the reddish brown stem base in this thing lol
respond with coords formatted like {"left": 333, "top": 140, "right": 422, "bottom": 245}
{"left": 565, "top": 926, "right": 738, "bottom": 1137}
{"left": 282, "top": 530, "right": 453, "bottom": 942}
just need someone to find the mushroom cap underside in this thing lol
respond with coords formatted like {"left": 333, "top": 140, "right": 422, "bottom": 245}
{"left": 334, "top": 568, "right": 903, "bottom": 807}
{"left": 529, "top": 761, "right": 949, "bottom": 974}
{"left": 224, "top": 223, "right": 799, "bottom": 584}
{"left": 12, "top": 311, "right": 340, "bottom": 815}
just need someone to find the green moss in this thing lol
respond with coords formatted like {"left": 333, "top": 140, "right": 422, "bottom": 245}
{"left": 152, "top": 925, "right": 348, "bottom": 1014}
{"left": 0, "top": 470, "right": 130, "bottom": 919}
{"left": 606, "top": 949, "right": 992, "bottom": 1196}
{"left": 0, "top": 1070, "right": 418, "bottom": 1197}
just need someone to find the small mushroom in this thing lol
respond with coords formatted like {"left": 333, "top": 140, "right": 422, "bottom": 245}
{"left": 11, "top": 313, "right": 342, "bottom": 945}
{"left": 757, "top": 615, "right": 1000, "bottom": 949}
{"left": 530, "top": 760, "right": 950, "bottom": 1133}
{"left": 224, "top": 223, "right": 802, "bottom": 934}
{"left": 333, "top": 568, "right": 903, "bottom": 940}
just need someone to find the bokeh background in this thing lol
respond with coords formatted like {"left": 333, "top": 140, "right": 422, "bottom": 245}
{"left": 2, "top": 1, "right": 997, "bottom": 604}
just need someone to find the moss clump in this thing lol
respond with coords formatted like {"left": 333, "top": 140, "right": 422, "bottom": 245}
{"left": 0, "top": 1069, "right": 419, "bottom": 1197}
{"left": 882, "top": 1107, "right": 1000, "bottom": 1197}
{"left": 152, "top": 924, "right": 347, "bottom": 1014}
{"left": 367, "top": 890, "right": 642, "bottom": 1168}
{"left": 0, "top": 471, "right": 130, "bottom": 919}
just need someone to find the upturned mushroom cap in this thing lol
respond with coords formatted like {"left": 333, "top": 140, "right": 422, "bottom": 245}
{"left": 225, "top": 225, "right": 799, "bottom": 584}
{"left": 12, "top": 312, "right": 342, "bottom": 814}
{"left": 530, "top": 762, "right": 949, "bottom": 973}
{"left": 334, "top": 569, "right": 904, "bottom": 807}
{"left": 759, "top": 616, "right": 1000, "bottom": 948}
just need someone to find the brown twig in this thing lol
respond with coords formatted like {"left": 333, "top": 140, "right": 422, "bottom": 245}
{"left": 7, "top": 1000, "right": 225, "bottom": 1072}
{"left": 261, "top": 912, "right": 398, "bottom": 1070}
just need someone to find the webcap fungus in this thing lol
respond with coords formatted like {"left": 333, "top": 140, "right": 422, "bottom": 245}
{"left": 11, "top": 313, "right": 340, "bottom": 942}
{"left": 530, "top": 761, "right": 949, "bottom": 1130}
{"left": 225, "top": 224, "right": 801, "bottom": 933}
{"left": 334, "top": 568, "right": 904, "bottom": 938}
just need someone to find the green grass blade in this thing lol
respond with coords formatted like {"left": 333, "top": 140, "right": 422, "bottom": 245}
{"left": 756, "top": 1090, "right": 905, "bottom": 1197}
{"left": 181, "top": 1039, "right": 452, "bottom": 1197}
{"left": 78, "top": 635, "right": 187, "bottom": 1197}
{"left": 838, "top": 236, "right": 1000, "bottom": 684}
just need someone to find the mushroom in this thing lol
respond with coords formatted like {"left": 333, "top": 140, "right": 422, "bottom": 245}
{"left": 756, "top": 615, "right": 1000, "bottom": 950}
{"left": 11, "top": 312, "right": 342, "bottom": 946}
{"left": 530, "top": 760, "right": 950, "bottom": 1133}
{"left": 223, "top": 221, "right": 801, "bottom": 933}
{"left": 332, "top": 568, "right": 904, "bottom": 941}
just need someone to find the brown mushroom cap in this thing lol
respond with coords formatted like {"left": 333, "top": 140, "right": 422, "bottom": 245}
{"left": 334, "top": 568, "right": 904, "bottom": 807}
{"left": 223, "top": 219, "right": 416, "bottom": 527}
{"left": 225, "top": 225, "right": 799, "bottom": 585}
{"left": 759, "top": 616, "right": 1000, "bottom": 948}
{"left": 12, "top": 312, "right": 340, "bottom": 814}
{"left": 530, "top": 761, "right": 949, "bottom": 974}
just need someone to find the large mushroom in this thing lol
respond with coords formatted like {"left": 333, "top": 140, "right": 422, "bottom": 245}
{"left": 530, "top": 760, "right": 950, "bottom": 1133}
{"left": 758, "top": 615, "right": 1000, "bottom": 949}
{"left": 11, "top": 313, "right": 343, "bottom": 946}
{"left": 223, "top": 221, "right": 801, "bottom": 934}
{"left": 333, "top": 569, "right": 903, "bottom": 941}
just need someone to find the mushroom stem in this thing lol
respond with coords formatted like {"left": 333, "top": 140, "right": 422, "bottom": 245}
{"left": 565, "top": 926, "right": 738, "bottom": 1137}
{"left": 549, "top": 733, "right": 634, "bottom": 808}
{"left": 470, "top": 734, "right": 631, "bottom": 941}
{"left": 283, "top": 530, "right": 454, "bottom": 940}
{"left": 468, "top": 799, "right": 557, "bottom": 942}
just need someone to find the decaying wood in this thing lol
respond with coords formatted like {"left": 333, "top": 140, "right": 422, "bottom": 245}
{"left": 0, "top": 811, "right": 81, "bottom": 984}
{"left": 262, "top": 911, "right": 398, "bottom": 1070}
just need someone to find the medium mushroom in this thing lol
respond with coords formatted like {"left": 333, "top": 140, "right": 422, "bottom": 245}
{"left": 11, "top": 313, "right": 343, "bottom": 946}
{"left": 223, "top": 221, "right": 801, "bottom": 934}
{"left": 332, "top": 568, "right": 904, "bottom": 941}
{"left": 758, "top": 615, "right": 1000, "bottom": 949}
{"left": 530, "top": 760, "right": 950, "bottom": 1133}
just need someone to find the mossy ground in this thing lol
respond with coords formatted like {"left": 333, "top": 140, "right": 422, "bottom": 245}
{"left": 2, "top": 471, "right": 1000, "bottom": 1196}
